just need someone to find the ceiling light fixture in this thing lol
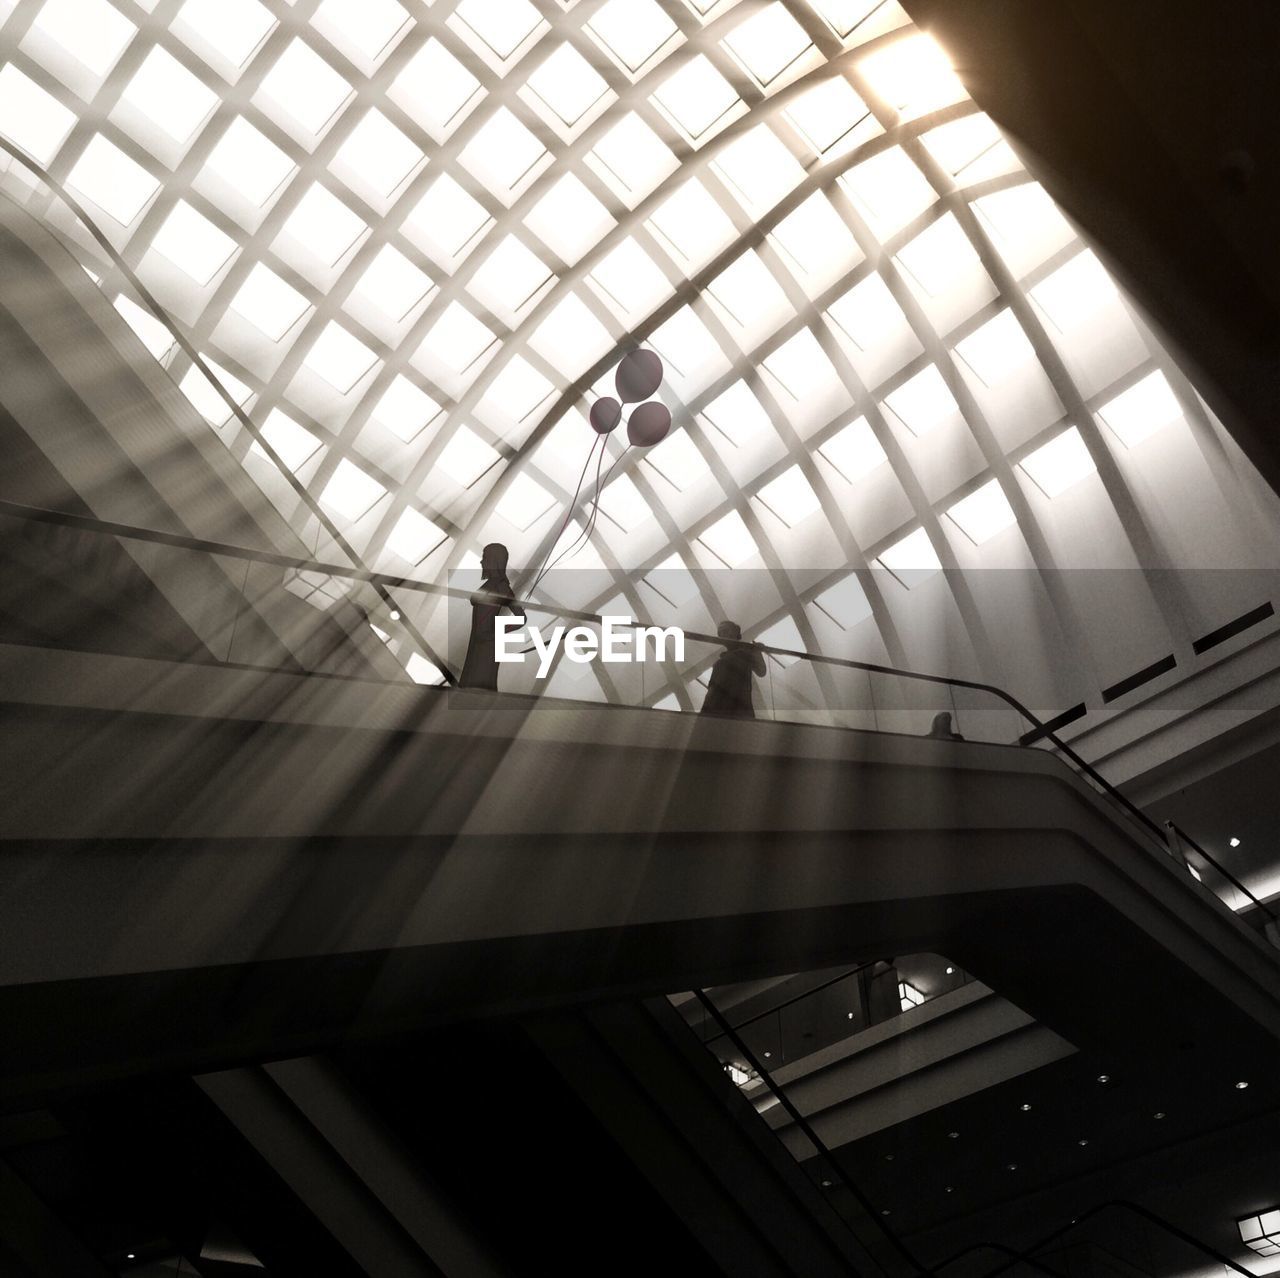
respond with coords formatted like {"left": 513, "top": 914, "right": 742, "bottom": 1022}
{"left": 1230, "top": 837, "right": 1241, "bottom": 848}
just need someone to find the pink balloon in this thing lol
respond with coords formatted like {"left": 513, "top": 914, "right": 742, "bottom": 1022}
{"left": 615, "top": 350, "right": 664, "bottom": 403}
{"left": 589, "top": 396, "right": 621, "bottom": 433}
{"left": 627, "top": 400, "right": 672, "bottom": 447}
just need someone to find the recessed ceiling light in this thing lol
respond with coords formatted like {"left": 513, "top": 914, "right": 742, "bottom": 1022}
{"left": 884, "top": 1153, "right": 895, "bottom": 1161}
{"left": 944, "top": 1185, "right": 954, "bottom": 1193}
{"left": 945, "top": 965, "right": 955, "bottom": 974}
{"left": 1230, "top": 837, "right": 1241, "bottom": 848}
{"left": 1020, "top": 1103, "right": 1032, "bottom": 1112}
{"left": 1236, "top": 1081, "right": 1250, "bottom": 1090}
{"left": 1153, "top": 1111, "right": 1166, "bottom": 1119}
{"left": 389, "top": 609, "right": 401, "bottom": 621}
{"left": 1077, "top": 1138, "right": 1089, "bottom": 1146}
{"left": 1097, "top": 1074, "right": 1110, "bottom": 1083}
{"left": 1006, "top": 1163, "right": 1018, "bottom": 1171}
{"left": 821, "top": 1179, "right": 832, "bottom": 1188}
{"left": 881, "top": 1209, "right": 891, "bottom": 1216}
{"left": 947, "top": 1131, "right": 959, "bottom": 1139}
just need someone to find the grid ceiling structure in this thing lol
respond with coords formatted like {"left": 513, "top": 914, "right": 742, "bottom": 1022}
{"left": 2, "top": 0, "right": 1278, "bottom": 716}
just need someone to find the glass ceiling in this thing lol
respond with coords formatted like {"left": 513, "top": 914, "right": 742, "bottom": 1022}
{"left": 2, "top": 0, "right": 1277, "bottom": 715}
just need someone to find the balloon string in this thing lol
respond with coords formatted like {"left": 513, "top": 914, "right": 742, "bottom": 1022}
{"left": 524, "top": 435, "right": 601, "bottom": 598}
{"left": 537, "top": 436, "right": 620, "bottom": 589}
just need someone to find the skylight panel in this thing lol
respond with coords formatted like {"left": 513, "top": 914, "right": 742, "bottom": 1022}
{"left": 648, "top": 306, "right": 722, "bottom": 384}
{"left": 920, "top": 112, "right": 1007, "bottom": 180}
{"left": 708, "top": 250, "right": 791, "bottom": 335}
{"left": 947, "top": 478, "right": 1016, "bottom": 544}
{"left": 419, "top": 302, "right": 497, "bottom": 376}
{"left": 529, "top": 294, "right": 613, "bottom": 377}
{"left": 757, "top": 465, "right": 821, "bottom": 525}
{"left": 1019, "top": 426, "right": 1096, "bottom": 498}
{"left": 895, "top": 213, "right": 983, "bottom": 296}
{"left": 524, "top": 43, "right": 612, "bottom": 130}
{"left": 826, "top": 274, "right": 906, "bottom": 350}
{"left": 587, "top": 0, "right": 680, "bottom": 74}
{"left": 320, "top": 458, "right": 386, "bottom": 520}
{"left": 468, "top": 234, "right": 554, "bottom": 317}
{"left": 525, "top": 173, "right": 616, "bottom": 266}
{"left": 405, "top": 652, "right": 448, "bottom": 685}
{"left": 772, "top": 192, "right": 861, "bottom": 280}
{"left": 481, "top": 357, "right": 554, "bottom": 425}
{"left": 879, "top": 527, "right": 941, "bottom": 579}
{"left": 646, "top": 553, "right": 700, "bottom": 606}
{"left": 588, "top": 240, "right": 670, "bottom": 319}
{"left": 229, "top": 263, "right": 311, "bottom": 341}
{"left": 458, "top": 107, "right": 549, "bottom": 202}
{"left": 814, "top": 573, "right": 872, "bottom": 628}
{"left": 203, "top": 119, "right": 294, "bottom": 208}
{"left": 819, "top": 416, "right": 887, "bottom": 482}
{"left": 301, "top": 321, "right": 379, "bottom": 394}
{"left": 255, "top": 39, "right": 352, "bottom": 137}
{"left": 179, "top": 357, "right": 251, "bottom": 426}
{"left": 453, "top": 0, "right": 545, "bottom": 62}
{"left": 437, "top": 425, "right": 500, "bottom": 486}
{"left": 373, "top": 375, "right": 442, "bottom": 443}
{"left": 809, "top": 0, "right": 889, "bottom": 40}
{"left": 702, "top": 380, "right": 773, "bottom": 447}
{"left": 0, "top": 65, "right": 76, "bottom": 165}
{"left": 784, "top": 78, "right": 874, "bottom": 156}
{"left": 313, "top": 0, "right": 410, "bottom": 65}
{"left": 700, "top": 510, "right": 757, "bottom": 567}
{"left": 173, "top": 0, "right": 275, "bottom": 71}
{"left": 646, "top": 179, "right": 737, "bottom": 270}
{"left": 1098, "top": 370, "right": 1182, "bottom": 447}
{"left": 150, "top": 200, "right": 236, "bottom": 286}
{"left": 714, "top": 125, "right": 805, "bottom": 213}
{"left": 276, "top": 182, "right": 367, "bottom": 266}
{"left": 405, "top": 174, "right": 493, "bottom": 264}
{"left": 28, "top": 0, "right": 135, "bottom": 82}
{"left": 254, "top": 408, "right": 320, "bottom": 471}
{"left": 763, "top": 329, "right": 840, "bottom": 401}
{"left": 721, "top": 3, "right": 814, "bottom": 88}
{"left": 973, "top": 183, "right": 1073, "bottom": 261}
{"left": 954, "top": 309, "right": 1036, "bottom": 385}
{"left": 600, "top": 473, "right": 649, "bottom": 532}
{"left": 334, "top": 109, "right": 424, "bottom": 201}
{"left": 647, "top": 429, "right": 709, "bottom": 489}
{"left": 840, "top": 147, "right": 937, "bottom": 237}
{"left": 1030, "top": 251, "right": 1117, "bottom": 332}
{"left": 757, "top": 614, "right": 804, "bottom": 665}
{"left": 587, "top": 112, "right": 678, "bottom": 205}
{"left": 859, "top": 34, "right": 966, "bottom": 119}
{"left": 114, "top": 296, "right": 173, "bottom": 360}
{"left": 387, "top": 508, "right": 446, "bottom": 562}
{"left": 67, "top": 136, "right": 159, "bottom": 226}
{"left": 389, "top": 39, "right": 484, "bottom": 140}
{"left": 884, "top": 365, "right": 957, "bottom": 436}
{"left": 652, "top": 55, "right": 743, "bottom": 143}
{"left": 352, "top": 244, "right": 435, "bottom": 323}
{"left": 496, "top": 472, "right": 555, "bottom": 530}
{"left": 118, "top": 48, "right": 218, "bottom": 148}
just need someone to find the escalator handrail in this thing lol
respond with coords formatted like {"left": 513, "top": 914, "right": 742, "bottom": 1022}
{"left": 933, "top": 1198, "right": 1254, "bottom": 1278}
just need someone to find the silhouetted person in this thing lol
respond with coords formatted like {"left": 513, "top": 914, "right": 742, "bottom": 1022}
{"left": 926, "top": 711, "right": 965, "bottom": 741}
{"left": 460, "top": 542, "right": 524, "bottom": 690}
{"left": 700, "top": 620, "right": 766, "bottom": 719}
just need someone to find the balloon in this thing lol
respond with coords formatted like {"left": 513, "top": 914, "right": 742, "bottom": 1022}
{"left": 615, "top": 349, "right": 663, "bottom": 403}
{"left": 589, "top": 396, "right": 621, "bottom": 433}
{"left": 627, "top": 400, "right": 671, "bottom": 447}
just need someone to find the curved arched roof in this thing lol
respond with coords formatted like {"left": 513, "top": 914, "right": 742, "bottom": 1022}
{"left": 2, "top": 0, "right": 1278, "bottom": 724}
